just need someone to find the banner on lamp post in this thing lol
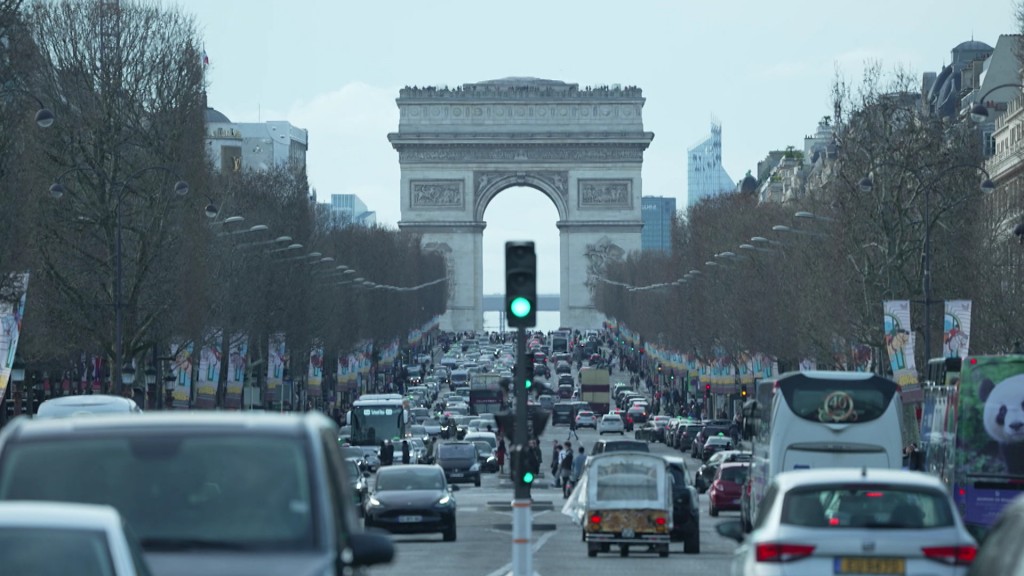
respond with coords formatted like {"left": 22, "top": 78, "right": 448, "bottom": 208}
{"left": 308, "top": 341, "right": 324, "bottom": 400}
{"left": 267, "top": 333, "right": 286, "bottom": 404}
{"left": 195, "top": 331, "right": 221, "bottom": 409}
{"left": 943, "top": 300, "right": 972, "bottom": 359}
{"left": 884, "top": 300, "right": 920, "bottom": 401}
{"left": 170, "top": 342, "right": 194, "bottom": 409}
{"left": 224, "top": 334, "right": 247, "bottom": 410}
{"left": 0, "top": 273, "right": 29, "bottom": 404}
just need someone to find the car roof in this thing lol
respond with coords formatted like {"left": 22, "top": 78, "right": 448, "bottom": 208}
{"left": 5, "top": 411, "right": 333, "bottom": 440}
{"left": 0, "top": 501, "right": 123, "bottom": 530}
{"left": 772, "top": 468, "right": 948, "bottom": 491}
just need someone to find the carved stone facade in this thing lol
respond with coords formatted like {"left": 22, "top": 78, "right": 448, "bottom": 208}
{"left": 391, "top": 78, "right": 653, "bottom": 331}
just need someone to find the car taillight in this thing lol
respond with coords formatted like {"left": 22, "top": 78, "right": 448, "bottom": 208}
{"left": 922, "top": 545, "right": 977, "bottom": 565}
{"left": 589, "top": 514, "right": 602, "bottom": 525}
{"left": 654, "top": 517, "right": 666, "bottom": 526}
{"left": 755, "top": 543, "right": 816, "bottom": 563}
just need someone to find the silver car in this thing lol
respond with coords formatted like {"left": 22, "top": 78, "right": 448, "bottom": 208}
{"left": 717, "top": 468, "right": 977, "bottom": 576}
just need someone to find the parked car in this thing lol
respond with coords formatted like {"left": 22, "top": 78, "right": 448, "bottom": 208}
{"left": 574, "top": 410, "right": 597, "bottom": 429}
{"left": 0, "top": 501, "right": 152, "bottom": 576}
{"left": 708, "top": 462, "right": 749, "bottom": 517}
{"left": 597, "top": 413, "right": 625, "bottom": 435}
{"left": 0, "top": 412, "right": 394, "bottom": 576}
{"left": 364, "top": 464, "right": 458, "bottom": 541}
{"left": 717, "top": 468, "right": 978, "bottom": 576}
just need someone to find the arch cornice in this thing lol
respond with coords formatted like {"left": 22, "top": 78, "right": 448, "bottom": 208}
{"left": 473, "top": 170, "right": 569, "bottom": 221}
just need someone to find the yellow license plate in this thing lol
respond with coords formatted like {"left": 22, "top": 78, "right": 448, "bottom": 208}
{"left": 835, "top": 557, "right": 905, "bottom": 575}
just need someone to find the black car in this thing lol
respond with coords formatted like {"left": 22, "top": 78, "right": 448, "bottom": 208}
{"left": 432, "top": 441, "right": 482, "bottom": 487}
{"left": 694, "top": 450, "right": 752, "bottom": 493}
{"left": 691, "top": 425, "right": 730, "bottom": 458}
{"left": 344, "top": 458, "right": 370, "bottom": 514}
{"left": 551, "top": 402, "right": 575, "bottom": 426}
{"left": 364, "top": 464, "right": 458, "bottom": 541}
{"left": 0, "top": 412, "right": 394, "bottom": 576}
{"left": 663, "top": 455, "right": 700, "bottom": 553}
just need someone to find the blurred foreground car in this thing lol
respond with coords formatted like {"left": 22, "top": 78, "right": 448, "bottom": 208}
{"left": 968, "top": 493, "right": 1024, "bottom": 575}
{"left": 0, "top": 500, "right": 151, "bottom": 576}
{"left": 0, "top": 412, "right": 393, "bottom": 576}
{"left": 717, "top": 468, "right": 977, "bottom": 576}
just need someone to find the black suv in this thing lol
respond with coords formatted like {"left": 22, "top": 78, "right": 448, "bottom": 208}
{"left": 551, "top": 402, "right": 575, "bottom": 426}
{"left": 432, "top": 440, "right": 482, "bottom": 487}
{"left": 0, "top": 412, "right": 393, "bottom": 576}
{"left": 663, "top": 455, "right": 700, "bottom": 553}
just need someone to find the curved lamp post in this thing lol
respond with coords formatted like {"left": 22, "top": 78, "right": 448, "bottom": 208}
{"left": 49, "top": 166, "right": 189, "bottom": 395}
{"left": 0, "top": 86, "right": 55, "bottom": 128}
{"left": 860, "top": 163, "right": 994, "bottom": 360}
{"left": 969, "top": 83, "right": 1024, "bottom": 123}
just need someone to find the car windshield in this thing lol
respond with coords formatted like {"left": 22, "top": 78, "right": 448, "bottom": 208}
{"left": 782, "top": 485, "right": 955, "bottom": 529}
{"left": 0, "top": 434, "right": 315, "bottom": 550}
{"left": 0, "top": 527, "right": 115, "bottom": 576}
{"left": 439, "top": 444, "right": 476, "bottom": 459}
{"left": 376, "top": 468, "right": 445, "bottom": 491}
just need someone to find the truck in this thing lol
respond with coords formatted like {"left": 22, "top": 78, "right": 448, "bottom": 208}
{"left": 579, "top": 367, "right": 611, "bottom": 415}
{"left": 469, "top": 373, "right": 507, "bottom": 415}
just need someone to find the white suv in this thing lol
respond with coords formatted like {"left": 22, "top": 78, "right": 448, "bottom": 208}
{"left": 597, "top": 413, "right": 625, "bottom": 435}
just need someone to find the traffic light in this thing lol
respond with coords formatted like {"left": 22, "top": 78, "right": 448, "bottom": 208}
{"left": 511, "top": 445, "right": 535, "bottom": 490}
{"left": 505, "top": 241, "right": 536, "bottom": 328}
{"left": 523, "top": 352, "right": 535, "bottom": 392}
{"left": 705, "top": 384, "right": 711, "bottom": 395}
{"left": 741, "top": 385, "right": 748, "bottom": 398}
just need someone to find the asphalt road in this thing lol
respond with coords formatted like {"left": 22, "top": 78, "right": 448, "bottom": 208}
{"left": 375, "top": 422, "right": 739, "bottom": 576}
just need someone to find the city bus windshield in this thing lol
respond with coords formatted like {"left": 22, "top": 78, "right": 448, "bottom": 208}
{"left": 351, "top": 406, "right": 404, "bottom": 445}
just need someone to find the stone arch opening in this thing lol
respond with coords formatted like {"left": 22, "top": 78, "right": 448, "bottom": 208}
{"left": 390, "top": 77, "right": 654, "bottom": 331}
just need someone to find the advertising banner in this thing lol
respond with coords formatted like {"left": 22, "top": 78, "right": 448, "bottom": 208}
{"left": 884, "top": 300, "right": 920, "bottom": 400}
{"left": 308, "top": 341, "right": 324, "bottom": 399}
{"left": 224, "top": 334, "right": 247, "bottom": 409}
{"left": 267, "top": 333, "right": 286, "bottom": 404}
{"left": 195, "top": 331, "right": 221, "bottom": 409}
{"left": 944, "top": 300, "right": 972, "bottom": 359}
{"left": 170, "top": 342, "right": 194, "bottom": 409}
{"left": 0, "top": 273, "right": 28, "bottom": 403}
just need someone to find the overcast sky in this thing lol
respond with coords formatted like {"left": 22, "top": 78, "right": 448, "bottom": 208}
{"left": 173, "top": 0, "right": 1014, "bottom": 293}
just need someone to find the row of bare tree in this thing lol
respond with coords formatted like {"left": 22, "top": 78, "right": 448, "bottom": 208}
{"left": 594, "top": 66, "right": 1022, "bottom": 371}
{"left": 0, "top": 1, "right": 446, "bottom": 400}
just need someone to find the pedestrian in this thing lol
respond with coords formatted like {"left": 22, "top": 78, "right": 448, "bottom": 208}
{"left": 567, "top": 409, "right": 579, "bottom": 441}
{"left": 572, "top": 445, "right": 585, "bottom": 485}
{"left": 496, "top": 438, "right": 507, "bottom": 474}
{"left": 560, "top": 442, "right": 575, "bottom": 498}
{"left": 401, "top": 439, "right": 410, "bottom": 465}
{"left": 551, "top": 442, "right": 562, "bottom": 486}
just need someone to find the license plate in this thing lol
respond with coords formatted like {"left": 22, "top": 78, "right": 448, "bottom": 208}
{"left": 835, "top": 557, "right": 905, "bottom": 575}
{"left": 621, "top": 528, "right": 635, "bottom": 538}
{"left": 449, "top": 472, "right": 463, "bottom": 478}
{"left": 398, "top": 515, "right": 423, "bottom": 523}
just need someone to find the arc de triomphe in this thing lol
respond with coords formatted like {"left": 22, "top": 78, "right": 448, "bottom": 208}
{"left": 389, "top": 78, "right": 654, "bottom": 332}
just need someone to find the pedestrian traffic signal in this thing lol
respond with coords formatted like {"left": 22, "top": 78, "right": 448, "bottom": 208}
{"left": 505, "top": 241, "right": 536, "bottom": 328}
{"left": 522, "top": 470, "right": 535, "bottom": 484}
{"left": 524, "top": 356, "right": 534, "bottom": 391}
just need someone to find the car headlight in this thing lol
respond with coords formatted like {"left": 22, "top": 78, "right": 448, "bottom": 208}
{"left": 470, "top": 462, "right": 480, "bottom": 472}
{"left": 367, "top": 496, "right": 382, "bottom": 507}
{"left": 436, "top": 494, "right": 452, "bottom": 506}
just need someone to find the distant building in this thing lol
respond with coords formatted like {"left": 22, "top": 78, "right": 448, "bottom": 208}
{"left": 328, "top": 194, "right": 377, "bottom": 228}
{"left": 204, "top": 107, "right": 308, "bottom": 173}
{"left": 756, "top": 117, "right": 837, "bottom": 204}
{"left": 687, "top": 120, "right": 735, "bottom": 207}
{"left": 952, "top": 35, "right": 1023, "bottom": 157}
{"left": 641, "top": 196, "right": 676, "bottom": 253}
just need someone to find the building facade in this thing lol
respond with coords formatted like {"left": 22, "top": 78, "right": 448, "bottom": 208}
{"left": 204, "top": 107, "right": 309, "bottom": 173}
{"left": 641, "top": 196, "right": 676, "bottom": 253}
{"left": 687, "top": 120, "right": 734, "bottom": 207}
{"left": 328, "top": 194, "right": 377, "bottom": 228}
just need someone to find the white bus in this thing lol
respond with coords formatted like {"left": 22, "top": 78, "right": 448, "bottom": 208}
{"left": 347, "top": 393, "right": 408, "bottom": 446}
{"left": 742, "top": 371, "right": 905, "bottom": 530}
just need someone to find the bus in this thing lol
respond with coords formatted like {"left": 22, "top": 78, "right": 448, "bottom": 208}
{"left": 921, "top": 354, "right": 1024, "bottom": 540}
{"left": 743, "top": 371, "right": 905, "bottom": 530}
{"left": 347, "top": 393, "right": 408, "bottom": 446}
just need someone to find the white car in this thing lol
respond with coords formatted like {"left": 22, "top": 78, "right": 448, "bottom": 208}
{"left": 717, "top": 468, "right": 978, "bottom": 576}
{"left": 35, "top": 394, "right": 143, "bottom": 419}
{"left": 575, "top": 410, "right": 597, "bottom": 428}
{"left": 0, "top": 501, "right": 151, "bottom": 575}
{"left": 597, "top": 413, "right": 625, "bottom": 435}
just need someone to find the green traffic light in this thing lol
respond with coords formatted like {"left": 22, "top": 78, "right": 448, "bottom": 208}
{"left": 523, "top": 471, "right": 534, "bottom": 484}
{"left": 524, "top": 378, "right": 532, "bottom": 389}
{"left": 509, "top": 296, "right": 532, "bottom": 318}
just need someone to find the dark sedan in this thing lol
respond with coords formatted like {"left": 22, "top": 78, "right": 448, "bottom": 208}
{"left": 363, "top": 465, "right": 458, "bottom": 541}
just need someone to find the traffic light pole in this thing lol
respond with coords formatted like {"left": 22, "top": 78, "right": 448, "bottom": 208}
{"left": 512, "top": 326, "right": 531, "bottom": 576}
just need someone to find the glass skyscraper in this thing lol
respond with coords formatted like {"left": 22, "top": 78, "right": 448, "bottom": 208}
{"left": 687, "top": 120, "right": 734, "bottom": 207}
{"left": 641, "top": 196, "right": 676, "bottom": 253}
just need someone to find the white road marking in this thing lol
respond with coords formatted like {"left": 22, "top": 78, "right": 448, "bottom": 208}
{"left": 481, "top": 529, "right": 557, "bottom": 576}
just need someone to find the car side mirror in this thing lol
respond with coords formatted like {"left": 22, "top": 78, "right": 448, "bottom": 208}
{"left": 346, "top": 531, "right": 394, "bottom": 567}
{"left": 715, "top": 519, "right": 745, "bottom": 543}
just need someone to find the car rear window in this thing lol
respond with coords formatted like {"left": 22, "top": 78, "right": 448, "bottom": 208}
{"left": 600, "top": 441, "right": 649, "bottom": 452}
{"left": 438, "top": 444, "right": 476, "bottom": 459}
{"left": 781, "top": 485, "right": 955, "bottom": 528}
{"left": 0, "top": 527, "right": 115, "bottom": 576}
{"left": 718, "top": 465, "right": 748, "bottom": 483}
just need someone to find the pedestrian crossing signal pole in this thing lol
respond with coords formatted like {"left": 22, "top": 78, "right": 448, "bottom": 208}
{"left": 506, "top": 241, "right": 535, "bottom": 576}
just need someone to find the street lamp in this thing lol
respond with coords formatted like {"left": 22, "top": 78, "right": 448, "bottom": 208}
{"left": 49, "top": 166, "right": 189, "bottom": 395}
{"left": 860, "top": 164, "right": 994, "bottom": 360}
{"left": 0, "top": 85, "right": 55, "bottom": 128}
{"left": 969, "top": 83, "right": 1024, "bottom": 123}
